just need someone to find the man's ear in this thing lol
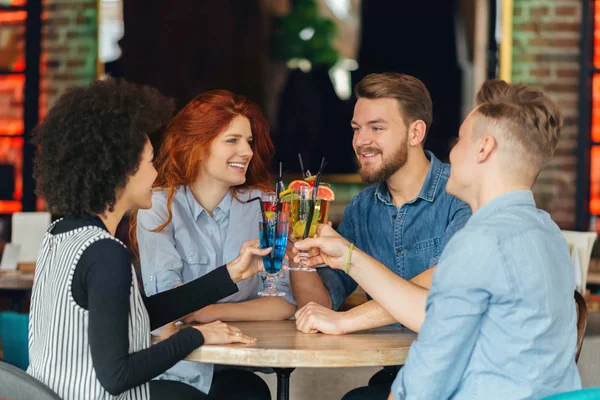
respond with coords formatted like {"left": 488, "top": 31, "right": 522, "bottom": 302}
{"left": 477, "top": 135, "right": 496, "bottom": 163}
{"left": 408, "top": 120, "right": 427, "bottom": 147}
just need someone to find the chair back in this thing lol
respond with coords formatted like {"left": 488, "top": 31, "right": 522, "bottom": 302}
{"left": 574, "top": 290, "right": 588, "bottom": 363}
{"left": 0, "top": 360, "right": 61, "bottom": 400}
{"left": 561, "top": 231, "right": 597, "bottom": 292}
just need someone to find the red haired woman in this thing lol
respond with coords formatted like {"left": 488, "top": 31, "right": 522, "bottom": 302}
{"left": 135, "top": 90, "right": 295, "bottom": 398}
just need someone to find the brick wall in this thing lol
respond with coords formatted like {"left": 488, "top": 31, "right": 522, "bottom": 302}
{"left": 0, "top": 0, "right": 97, "bottom": 211}
{"left": 41, "top": 0, "right": 97, "bottom": 115}
{"left": 512, "top": 0, "right": 581, "bottom": 229}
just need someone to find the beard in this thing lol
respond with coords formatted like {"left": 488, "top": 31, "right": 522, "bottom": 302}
{"left": 357, "top": 142, "right": 408, "bottom": 185}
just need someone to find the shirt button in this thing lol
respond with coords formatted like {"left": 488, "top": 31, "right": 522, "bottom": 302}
{"left": 392, "top": 214, "right": 397, "bottom": 219}
{"left": 396, "top": 249, "right": 402, "bottom": 255}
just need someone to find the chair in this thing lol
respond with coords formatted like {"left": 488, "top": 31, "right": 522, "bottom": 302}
{"left": 574, "top": 290, "right": 588, "bottom": 364}
{"left": 0, "top": 361, "right": 61, "bottom": 400}
{"left": 0, "top": 311, "right": 29, "bottom": 370}
{"left": 561, "top": 231, "right": 597, "bottom": 292}
{"left": 541, "top": 388, "right": 600, "bottom": 399}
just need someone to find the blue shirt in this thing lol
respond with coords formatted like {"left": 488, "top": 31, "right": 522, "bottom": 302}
{"left": 319, "top": 151, "right": 471, "bottom": 310}
{"left": 392, "top": 190, "right": 581, "bottom": 400}
{"left": 137, "top": 186, "right": 295, "bottom": 393}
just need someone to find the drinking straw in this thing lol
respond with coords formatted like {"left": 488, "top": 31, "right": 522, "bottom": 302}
{"left": 246, "top": 196, "right": 267, "bottom": 224}
{"left": 271, "top": 162, "right": 285, "bottom": 270}
{"left": 303, "top": 157, "right": 327, "bottom": 239}
{"left": 298, "top": 153, "right": 306, "bottom": 179}
{"left": 275, "top": 162, "right": 284, "bottom": 215}
{"left": 246, "top": 197, "right": 277, "bottom": 269}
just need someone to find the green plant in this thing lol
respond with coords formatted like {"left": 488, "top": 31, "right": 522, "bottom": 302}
{"left": 271, "top": 0, "right": 339, "bottom": 69}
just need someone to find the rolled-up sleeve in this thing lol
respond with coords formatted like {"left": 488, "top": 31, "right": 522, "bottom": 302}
{"left": 137, "top": 193, "right": 184, "bottom": 295}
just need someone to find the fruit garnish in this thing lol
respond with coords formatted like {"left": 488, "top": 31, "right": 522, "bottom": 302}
{"left": 288, "top": 180, "right": 310, "bottom": 191}
{"left": 263, "top": 202, "right": 277, "bottom": 212}
{"left": 280, "top": 193, "right": 298, "bottom": 202}
{"left": 308, "top": 186, "right": 335, "bottom": 201}
{"left": 279, "top": 189, "right": 291, "bottom": 198}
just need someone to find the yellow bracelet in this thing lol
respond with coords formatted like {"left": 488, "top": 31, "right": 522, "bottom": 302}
{"left": 344, "top": 243, "right": 355, "bottom": 274}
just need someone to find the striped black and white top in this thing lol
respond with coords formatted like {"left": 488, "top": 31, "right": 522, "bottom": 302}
{"left": 27, "top": 221, "right": 151, "bottom": 400}
{"left": 26, "top": 216, "right": 238, "bottom": 399}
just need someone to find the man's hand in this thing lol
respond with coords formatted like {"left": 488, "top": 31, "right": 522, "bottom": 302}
{"left": 293, "top": 224, "right": 352, "bottom": 270}
{"left": 295, "top": 301, "right": 349, "bottom": 335}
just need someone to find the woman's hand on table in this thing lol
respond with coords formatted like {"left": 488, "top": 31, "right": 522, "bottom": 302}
{"left": 192, "top": 320, "right": 256, "bottom": 345}
{"left": 226, "top": 238, "right": 271, "bottom": 283}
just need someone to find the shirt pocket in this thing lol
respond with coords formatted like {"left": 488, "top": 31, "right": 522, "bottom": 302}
{"left": 413, "top": 237, "right": 441, "bottom": 272}
{"left": 181, "top": 250, "right": 210, "bottom": 280}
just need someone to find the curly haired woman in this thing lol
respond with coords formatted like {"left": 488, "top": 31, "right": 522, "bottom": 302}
{"left": 27, "top": 79, "right": 271, "bottom": 400}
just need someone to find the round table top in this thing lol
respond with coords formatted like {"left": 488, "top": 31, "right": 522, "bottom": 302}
{"left": 152, "top": 320, "right": 416, "bottom": 368}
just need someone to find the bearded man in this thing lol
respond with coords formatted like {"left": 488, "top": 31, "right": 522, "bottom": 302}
{"left": 290, "top": 72, "right": 472, "bottom": 395}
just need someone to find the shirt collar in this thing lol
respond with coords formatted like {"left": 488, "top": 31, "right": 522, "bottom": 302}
{"left": 185, "top": 186, "right": 233, "bottom": 221}
{"left": 469, "top": 190, "right": 536, "bottom": 224}
{"left": 375, "top": 150, "right": 443, "bottom": 205}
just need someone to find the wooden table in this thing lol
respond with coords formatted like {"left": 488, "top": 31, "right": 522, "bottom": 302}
{"left": 0, "top": 271, "right": 34, "bottom": 311}
{"left": 153, "top": 320, "right": 416, "bottom": 400}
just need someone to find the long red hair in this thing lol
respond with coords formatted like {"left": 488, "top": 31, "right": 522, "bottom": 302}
{"left": 130, "top": 90, "right": 274, "bottom": 256}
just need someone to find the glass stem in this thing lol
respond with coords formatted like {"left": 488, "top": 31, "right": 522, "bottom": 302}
{"left": 266, "top": 275, "right": 278, "bottom": 291}
{"left": 298, "top": 251, "right": 309, "bottom": 268}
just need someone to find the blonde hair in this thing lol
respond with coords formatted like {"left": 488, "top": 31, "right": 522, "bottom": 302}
{"left": 474, "top": 80, "right": 562, "bottom": 173}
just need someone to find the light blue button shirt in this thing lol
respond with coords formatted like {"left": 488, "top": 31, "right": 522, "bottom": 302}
{"left": 137, "top": 186, "right": 295, "bottom": 393}
{"left": 392, "top": 190, "right": 581, "bottom": 400}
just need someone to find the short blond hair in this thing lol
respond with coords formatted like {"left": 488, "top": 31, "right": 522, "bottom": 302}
{"left": 474, "top": 80, "right": 562, "bottom": 171}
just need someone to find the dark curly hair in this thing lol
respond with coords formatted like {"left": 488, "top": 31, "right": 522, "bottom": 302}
{"left": 32, "top": 78, "right": 175, "bottom": 216}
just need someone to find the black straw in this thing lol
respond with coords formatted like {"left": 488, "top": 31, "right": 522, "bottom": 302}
{"left": 298, "top": 153, "right": 306, "bottom": 179}
{"left": 247, "top": 195, "right": 275, "bottom": 271}
{"left": 303, "top": 157, "right": 327, "bottom": 239}
{"left": 272, "top": 162, "right": 285, "bottom": 271}
{"left": 246, "top": 196, "right": 267, "bottom": 224}
{"left": 275, "top": 162, "right": 284, "bottom": 214}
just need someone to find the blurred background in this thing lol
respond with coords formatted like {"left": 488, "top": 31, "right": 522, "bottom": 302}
{"left": 0, "top": 0, "right": 597, "bottom": 287}
{"left": 3, "top": 0, "right": 600, "bottom": 393}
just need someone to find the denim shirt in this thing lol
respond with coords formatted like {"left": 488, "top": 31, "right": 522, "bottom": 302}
{"left": 392, "top": 190, "right": 582, "bottom": 400}
{"left": 137, "top": 187, "right": 295, "bottom": 393}
{"left": 319, "top": 151, "right": 471, "bottom": 310}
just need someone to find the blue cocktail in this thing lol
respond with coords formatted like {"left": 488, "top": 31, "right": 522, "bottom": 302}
{"left": 258, "top": 219, "right": 288, "bottom": 297}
